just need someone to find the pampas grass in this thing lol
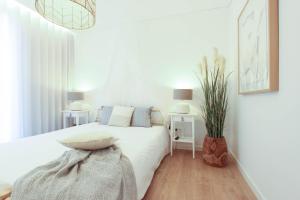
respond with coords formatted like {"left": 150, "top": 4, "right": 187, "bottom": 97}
{"left": 198, "top": 49, "right": 230, "bottom": 138}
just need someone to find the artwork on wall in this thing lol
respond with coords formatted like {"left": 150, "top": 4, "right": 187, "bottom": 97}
{"left": 238, "top": 0, "right": 279, "bottom": 94}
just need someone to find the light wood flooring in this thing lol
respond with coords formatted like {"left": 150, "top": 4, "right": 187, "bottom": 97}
{"left": 143, "top": 150, "right": 256, "bottom": 200}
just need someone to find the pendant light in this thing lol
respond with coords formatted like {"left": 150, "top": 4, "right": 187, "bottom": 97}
{"left": 35, "top": 0, "right": 96, "bottom": 30}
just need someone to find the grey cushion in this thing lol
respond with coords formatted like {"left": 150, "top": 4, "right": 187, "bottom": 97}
{"left": 99, "top": 106, "right": 113, "bottom": 125}
{"left": 131, "top": 107, "right": 152, "bottom": 127}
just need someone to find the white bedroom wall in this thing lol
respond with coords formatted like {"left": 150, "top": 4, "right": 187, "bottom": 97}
{"left": 13, "top": 0, "right": 34, "bottom": 9}
{"left": 230, "top": 1, "right": 300, "bottom": 199}
{"left": 72, "top": 1, "right": 233, "bottom": 148}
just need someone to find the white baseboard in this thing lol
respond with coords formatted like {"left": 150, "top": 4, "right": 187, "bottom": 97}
{"left": 230, "top": 151, "right": 266, "bottom": 200}
{"left": 174, "top": 143, "right": 202, "bottom": 151}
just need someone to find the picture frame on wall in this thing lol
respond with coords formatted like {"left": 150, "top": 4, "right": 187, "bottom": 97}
{"left": 238, "top": 0, "right": 279, "bottom": 94}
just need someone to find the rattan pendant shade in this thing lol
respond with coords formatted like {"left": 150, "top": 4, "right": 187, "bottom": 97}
{"left": 35, "top": 0, "right": 96, "bottom": 30}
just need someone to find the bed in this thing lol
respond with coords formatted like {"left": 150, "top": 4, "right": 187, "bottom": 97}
{"left": 0, "top": 122, "right": 170, "bottom": 200}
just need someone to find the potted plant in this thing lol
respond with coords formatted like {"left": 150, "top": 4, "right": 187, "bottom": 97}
{"left": 198, "top": 48, "right": 230, "bottom": 167}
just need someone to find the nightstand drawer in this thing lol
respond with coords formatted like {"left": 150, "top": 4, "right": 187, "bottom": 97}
{"left": 171, "top": 115, "right": 193, "bottom": 122}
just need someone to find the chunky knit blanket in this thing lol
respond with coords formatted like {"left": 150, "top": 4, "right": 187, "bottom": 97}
{"left": 11, "top": 147, "right": 137, "bottom": 200}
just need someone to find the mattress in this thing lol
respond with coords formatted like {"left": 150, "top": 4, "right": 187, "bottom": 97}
{"left": 0, "top": 123, "right": 170, "bottom": 199}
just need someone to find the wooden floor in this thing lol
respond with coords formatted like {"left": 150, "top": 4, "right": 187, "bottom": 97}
{"left": 143, "top": 150, "right": 256, "bottom": 200}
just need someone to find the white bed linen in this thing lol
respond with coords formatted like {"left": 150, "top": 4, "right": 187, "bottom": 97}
{"left": 0, "top": 123, "right": 170, "bottom": 200}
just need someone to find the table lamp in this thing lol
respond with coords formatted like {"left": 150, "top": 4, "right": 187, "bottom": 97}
{"left": 173, "top": 89, "right": 193, "bottom": 114}
{"left": 68, "top": 91, "right": 84, "bottom": 111}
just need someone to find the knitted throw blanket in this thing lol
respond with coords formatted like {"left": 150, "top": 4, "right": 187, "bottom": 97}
{"left": 11, "top": 147, "right": 137, "bottom": 200}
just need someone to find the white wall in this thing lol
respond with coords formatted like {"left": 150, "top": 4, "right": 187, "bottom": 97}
{"left": 230, "top": 1, "right": 300, "bottom": 199}
{"left": 72, "top": 1, "right": 233, "bottom": 148}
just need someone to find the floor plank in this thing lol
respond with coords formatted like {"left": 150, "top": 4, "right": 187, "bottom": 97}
{"left": 143, "top": 150, "right": 256, "bottom": 200}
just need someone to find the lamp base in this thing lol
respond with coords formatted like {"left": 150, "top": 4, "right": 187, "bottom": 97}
{"left": 175, "top": 103, "right": 190, "bottom": 114}
{"left": 69, "top": 101, "right": 82, "bottom": 111}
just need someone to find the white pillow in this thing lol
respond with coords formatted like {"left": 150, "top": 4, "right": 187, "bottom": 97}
{"left": 108, "top": 106, "right": 134, "bottom": 127}
{"left": 58, "top": 131, "right": 116, "bottom": 150}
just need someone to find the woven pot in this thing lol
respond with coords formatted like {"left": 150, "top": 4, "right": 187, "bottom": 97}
{"left": 202, "top": 135, "right": 228, "bottom": 167}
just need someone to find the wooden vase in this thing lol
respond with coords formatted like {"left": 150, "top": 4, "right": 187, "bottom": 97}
{"left": 202, "top": 135, "right": 228, "bottom": 167}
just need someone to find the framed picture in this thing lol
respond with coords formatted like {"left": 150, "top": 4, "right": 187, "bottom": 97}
{"left": 238, "top": 0, "right": 279, "bottom": 94}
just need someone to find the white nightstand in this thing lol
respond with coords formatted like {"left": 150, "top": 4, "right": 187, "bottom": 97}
{"left": 169, "top": 113, "right": 196, "bottom": 159}
{"left": 62, "top": 110, "right": 89, "bottom": 128}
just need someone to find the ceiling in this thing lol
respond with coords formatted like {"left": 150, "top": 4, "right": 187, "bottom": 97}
{"left": 17, "top": 0, "right": 231, "bottom": 16}
{"left": 16, "top": 0, "right": 232, "bottom": 27}
{"left": 99, "top": 0, "right": 231, "bottom": 20}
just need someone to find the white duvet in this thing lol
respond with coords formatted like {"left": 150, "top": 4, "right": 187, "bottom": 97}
{"left": 0, "top": 123, "right": 170, "bottom": 200}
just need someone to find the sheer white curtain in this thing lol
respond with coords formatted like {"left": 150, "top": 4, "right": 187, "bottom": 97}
{"left": 0, "top": 0, "right": 74, "bottom": 142}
